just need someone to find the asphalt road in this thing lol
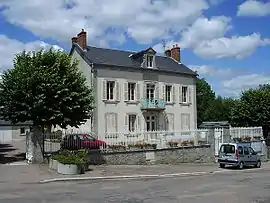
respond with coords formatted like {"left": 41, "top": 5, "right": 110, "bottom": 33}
{"left": 1, "top": 168, "right": 270, "bottom": 203}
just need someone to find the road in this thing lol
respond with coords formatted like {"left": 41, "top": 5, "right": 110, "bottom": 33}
{"left": 1, "top": 168, "right": 270, "bottom": 203}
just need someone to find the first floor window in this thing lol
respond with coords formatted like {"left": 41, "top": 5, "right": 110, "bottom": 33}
{"left": 128, "top": 114, "right": 136, "bottom": 132}
{"left": 107, "top": 81, "right": 115, "bottom": 100}
{"left": 181, "top": 113, "right": 190, "bottom": 130}
{"left": 182, "top": 86, "right": 188, "bottom": 103}
{"left": 165, "top": 85, "right": 172, "bottom": 102}
{"left": 128, "top": 83, "right": 136, "bottom": 101}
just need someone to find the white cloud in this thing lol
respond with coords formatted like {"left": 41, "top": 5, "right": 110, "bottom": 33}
{"left": 222, "top": 74, "right": 270, "bottom": 96}
{"left": 0, "top": 0, "right": 209, "bottom": 45}
{"left": 189, "top": 64, "right": 270, "bottom": 97}
{"left": 180, "top": 16, "right": 231, "bottom": 49}
{"left": 153, "top": 16, "right": 270, "bottom": 59}
{"left": 194, "top": 33, "right": 270, "bottom": 59}
{"left": 0, "top": 35, "right": 62, "bottom": 72}
{"left": 237, "top": 0, "right": 270, "bottom": 17}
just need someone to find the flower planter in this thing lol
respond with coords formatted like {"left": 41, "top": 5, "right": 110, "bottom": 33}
{"left": 49, "top": 158, "right": 58, "bottom": 171}
{"left": 57, "top": 162, "right": 79, "bottom": 175}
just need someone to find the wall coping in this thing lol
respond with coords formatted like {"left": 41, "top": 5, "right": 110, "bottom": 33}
{"left": 96, "top": 144, "right": 211, "bottom": 155}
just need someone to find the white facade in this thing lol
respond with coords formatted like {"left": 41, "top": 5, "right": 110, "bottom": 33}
{"left": 66, "top": 49, "right": 197, "bottom": 139}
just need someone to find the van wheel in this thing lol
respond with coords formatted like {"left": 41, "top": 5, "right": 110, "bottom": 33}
{"left": 238, "top": 161, "right": 244, "bottom": 170}
{"left": 255, "top": 160, "right": 261, "bottom": 168}
{"left": 219, "top": 163, "right": 225, "bottom": 168}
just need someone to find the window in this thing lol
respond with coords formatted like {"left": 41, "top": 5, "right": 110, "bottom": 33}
{"left": 238, "top": 146, "right": 243, "bottom": 155}
{"left": 20, "top": 127, "right": 25, "bottom": 134}
{"left": 165, "top": 85, "right": 172, "bottom": 102}
{"left": 146, "top": 55, "right": 153, "bottom": 67}
{"left": 128, "top": 83, "right": 136, "bottom": 101}
{"left": 181, "top": 113, "right": 190, "bottom": 130}
{"left": 146, "top": 84, "right": 155, "bottom": 101}
{"left": 220, "top": 144, "right": 235, "bottom": 153}
{"left": 105, "top": 113, "right": 117, "bottom": 132}
{"left": 128, "top": 115, "right": 136, "bottom": 132}
{"left": 244, "top": 146, "right": 249, "bottom": 155}
{"left": 106, "top": 81, "right": 115, "bottom": 100}
{"left": 182, "top": 86, "right": 188, "bottom": 103}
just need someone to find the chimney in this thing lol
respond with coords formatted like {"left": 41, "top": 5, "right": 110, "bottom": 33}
{"left": 170, "top": 44, "right": 181, "bottom": 62}
{"left": 77, "top": 29, "right": 87, "bottom": 50}
{"left": 164, "top": 49, "right": 171, "bottom": 57}
{"left": 71, "top": 36, "right": 78, "bottom": 44}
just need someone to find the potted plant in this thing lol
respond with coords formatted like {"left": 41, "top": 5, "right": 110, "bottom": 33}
{"left": 54, "top": 150, "right": 87, "bottom": 175}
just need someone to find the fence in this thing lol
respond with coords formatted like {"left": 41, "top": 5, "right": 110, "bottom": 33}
{"left": 44, "top": 127, "right": 265, "bottom": 156}
{"left": 44, "top": 129, "right": 209, "bottom": 154}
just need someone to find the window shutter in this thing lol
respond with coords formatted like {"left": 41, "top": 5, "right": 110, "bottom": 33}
{"left": 136, "top": 83, "right": 140, "bottom": 101}
{"left": 105, "top": 113, "right": 108, "bottom": 132}
{"left": 124, "top": 114, "right": 128, "bottom": 132}
{"left": 115, "top": 81, "right": 120, "bottom": 101}
{"left": 102, "top": 80, "right": 107, "bottom": 100}
{"left": 124, "top": 82, "right": 128, "bottom": 101}
{"left": 172, "top": 85, "right": 176, "bottom": 103}
{"left": 188, "top": 86, "right": 192, "bottom": 104}
{"left": 143, "top": 83, "right": 147, "bottom": 98}
{"left": 162, "top": 84, "right": 166, "bottom": 100}
{"left": 155, "top": 83, "right": 159, "bottom": 99}
{"left": 136, "top": 115, "right": 141, "bottom": 132}
{"left": 179, "top": 85, "right": 183, "bottom": 103}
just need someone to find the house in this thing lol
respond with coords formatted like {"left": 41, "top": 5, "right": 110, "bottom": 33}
{"left": 0, "top": 120, "right": 31, "bottom": 143}
{"left": 66, "top": 29, "right": 197, "bottom": 140}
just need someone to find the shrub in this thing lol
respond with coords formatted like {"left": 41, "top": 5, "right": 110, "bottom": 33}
{"left": 54, "top": 149, "right": 87, "bottom": 166}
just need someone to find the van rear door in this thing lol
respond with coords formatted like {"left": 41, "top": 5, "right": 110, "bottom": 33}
{"left": 219, "top": 144, "right": 236, "bottom": 160}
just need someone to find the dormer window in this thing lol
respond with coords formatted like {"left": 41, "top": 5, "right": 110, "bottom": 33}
{"left": 146, "top": 55, "right": 154, "bottom": 68}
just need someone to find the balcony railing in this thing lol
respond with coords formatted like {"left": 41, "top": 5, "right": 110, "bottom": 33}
{"left": 140, "top": 98, "right": 166, "bottom": 110}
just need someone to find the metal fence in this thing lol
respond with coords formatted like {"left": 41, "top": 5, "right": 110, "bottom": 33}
{"left": 44, "top": 127, "right": 265, "bottom": 155}
{"left": 44, "top": 129, "right": 210, "bottom": 154}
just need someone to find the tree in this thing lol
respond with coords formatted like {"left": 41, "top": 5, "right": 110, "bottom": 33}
{"left": 230, "top": 86, "right": 270, "bottom": 140}
{"left": 196, "top": 78, "right": 216, "bottom": 126}
{"left": 206, "top": 96, "right": 237, "bottom": 123}
{"left": 0, "top": 49, "right": 94, "bottom": 161}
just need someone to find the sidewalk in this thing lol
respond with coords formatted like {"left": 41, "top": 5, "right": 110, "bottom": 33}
{"left": 1, "top": 162, "right": 270, "bottom": 184}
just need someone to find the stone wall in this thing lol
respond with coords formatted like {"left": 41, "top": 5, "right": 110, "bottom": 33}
{"left": 87, "top": 145, "right": 213, "bottom": 165}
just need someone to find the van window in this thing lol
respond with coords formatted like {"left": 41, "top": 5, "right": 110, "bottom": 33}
{"left": 220, "top": 144, "right": 235, "bottom": 154}
{"left": 238, "top": 146, "right": 243, "bottom": 155}
{"left": 244, "top": 146, "right": 249, "bottom": 155}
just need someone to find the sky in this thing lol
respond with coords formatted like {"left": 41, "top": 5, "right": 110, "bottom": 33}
{"left": 0, "top": 0, "right": 269, "bottom": 97}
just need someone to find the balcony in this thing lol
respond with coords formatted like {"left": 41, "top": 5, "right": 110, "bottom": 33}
{"left": 140, "top": 98, "right": 166, "bottom": 111}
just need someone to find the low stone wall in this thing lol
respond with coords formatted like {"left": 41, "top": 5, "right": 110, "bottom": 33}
{"left": 87, "top": 145, "right": 213, "bottom": 165}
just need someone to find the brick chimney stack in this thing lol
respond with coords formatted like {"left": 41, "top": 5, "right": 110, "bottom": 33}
{"left": 71, "top": 36, "right": 78, "bottom": 44}
{"left": 170, "top": 44, "right": 181, "bottom": 63}
{"left": 76, "top": 29, "right": 87, "bottom": 50}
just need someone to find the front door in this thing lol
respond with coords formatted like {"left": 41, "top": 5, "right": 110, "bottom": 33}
{"left": 146, "top": 115, "right": 158, "bottom": 139}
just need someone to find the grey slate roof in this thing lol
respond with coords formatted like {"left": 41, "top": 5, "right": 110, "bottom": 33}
{"left": 0, "top": 120, "right": 32, "bottom": 126}
{"left": 73, "top": 45, "right": 197, "bottom": 76}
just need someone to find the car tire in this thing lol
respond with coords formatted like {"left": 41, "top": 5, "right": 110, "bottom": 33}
{"left": 219, "top": 163, "right": 225, "bottom": 168}
{"left": 238, "top": 161, "right": 244, "bottom": 170}
{"left": 255, "top": 160, "right": 261, "bottom": 168}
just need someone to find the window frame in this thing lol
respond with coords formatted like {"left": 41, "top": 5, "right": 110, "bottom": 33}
{"left": 128, "top": 114, "right": 137, "bottom": 132}
{"left": 106, "top": 81, "right": 115, "bottom": 101}
{"left": 128, "top": 82, "right": 136, "bottom": 101}
{"left": 182, "top": 86, "right": 188, "bottom": 103}
{"left": 146, "top": 55, "right": 154, "bottom": 68}
{"left": 165, "top": 85, "right": 172, "bottom": 103}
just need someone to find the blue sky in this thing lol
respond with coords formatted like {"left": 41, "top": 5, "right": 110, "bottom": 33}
{"left": 0, "top": 0, "right": 269, "bottom": 97}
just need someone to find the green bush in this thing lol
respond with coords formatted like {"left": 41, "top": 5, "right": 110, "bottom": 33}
{"left": 54, "top": 149, "right": 87, "bottom": 166}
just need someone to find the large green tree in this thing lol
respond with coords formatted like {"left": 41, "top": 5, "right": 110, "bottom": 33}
{"left": 0, "top": 48, "right": 94, "bottom": 131}
{"left": 196, "top": 78, "right": 216, "bottom": 126}
{"left": 230, "top": 85, "right": 270, "bottom": 139}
